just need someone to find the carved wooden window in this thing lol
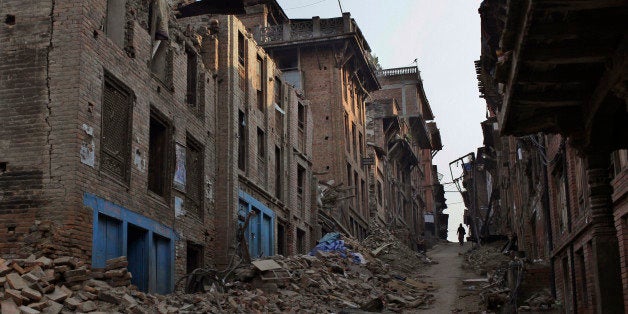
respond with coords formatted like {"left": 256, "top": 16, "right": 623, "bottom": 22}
{"left": 101, "top": 73, "right": 133, "bottom": 183}
{"left": 186, "top": 136, "right": 203, "bottom": 217}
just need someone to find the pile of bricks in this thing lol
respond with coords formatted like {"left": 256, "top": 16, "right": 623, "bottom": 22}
{"left": 0, "top": 255, "right": 141, "bottom": 314}
{"left": 92, "top": 256, "right": 132, "bottom": 288}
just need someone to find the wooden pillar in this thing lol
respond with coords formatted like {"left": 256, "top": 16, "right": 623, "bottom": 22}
{"left": 585, "top": 152, "right": 624, "bottom": 312}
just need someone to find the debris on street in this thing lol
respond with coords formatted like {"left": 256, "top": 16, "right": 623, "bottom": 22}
{"left": 0, "top": 227, "right": 435, "bottom": 313}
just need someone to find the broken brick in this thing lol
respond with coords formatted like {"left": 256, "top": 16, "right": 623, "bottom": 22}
{"left": 21, "top": 287, "right": 43, "bottom": 301}
{"left": 6, "top": 273, "right": 28, "bottom": 290}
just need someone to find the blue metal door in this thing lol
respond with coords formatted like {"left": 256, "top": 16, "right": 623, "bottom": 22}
{"left": 153, "top": 235, "right": 171, "bottom": 294}
{"left": 127, "top": 224, "right": 148, "bottom": 292}
{"left": 262, "top": 214, "right": 273, "bottom": 257}
{"left": 248, "top": 208, "right": 261, "bottom": 258}
{"left": 94, "top": 214, "right": 122, "bottom": 268}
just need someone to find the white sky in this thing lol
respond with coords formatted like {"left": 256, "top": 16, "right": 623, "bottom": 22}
{"left": 276, "top": 0, "right": 486, "bottom": 241}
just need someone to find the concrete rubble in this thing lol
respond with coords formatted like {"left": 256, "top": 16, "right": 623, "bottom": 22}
{"left": 1, "top": 225, "right": 435, "bottom": 313}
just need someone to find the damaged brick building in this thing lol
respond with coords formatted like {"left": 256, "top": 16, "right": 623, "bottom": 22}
{"left": 471, "top": 0, "right": 628, "bottom": 312}
{"left": 366, "top": 66, "right": 445, "bottom": 249}
{"left": 0, "top": 0, "right": 314, "bottom": 293}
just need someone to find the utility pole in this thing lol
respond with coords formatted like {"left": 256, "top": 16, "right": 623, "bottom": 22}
{"left": 449, "top": 153, "right": 481, "bottom": 246}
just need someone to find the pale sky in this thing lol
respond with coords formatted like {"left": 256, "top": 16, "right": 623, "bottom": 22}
{"left": 277, "top": 0, "right": 486, "bottom": 241}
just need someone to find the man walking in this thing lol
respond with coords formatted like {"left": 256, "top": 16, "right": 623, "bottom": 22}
{"left": 457, "top": 224, "right": 466, "bottom": 246}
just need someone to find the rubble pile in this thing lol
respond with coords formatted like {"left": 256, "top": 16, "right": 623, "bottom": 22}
{"left": 461, "top": 242, "right": 512, "bottom": 311}
{"left": 361, "top": 222, "right": 435, "bottom": 274}
{"left": 461, "top": 242, "right": 558, "bottom": 312}
{"left": 0, "top": 229, "right": 436, "bottom": 313}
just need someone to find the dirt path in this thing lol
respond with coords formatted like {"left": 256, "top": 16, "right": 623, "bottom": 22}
{"left": 417, "top": 242, "right": 482, "bottom": 313}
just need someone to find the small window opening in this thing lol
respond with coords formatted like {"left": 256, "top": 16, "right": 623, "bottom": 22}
{"left": 148, "top": 112, "right": 170, "bottom": 197}
{"left": 186, "top": 47, "right": 198, "bottom": 107}
{"left": 5, "top": 14, "right": 16, "bottom": 25}
{"left": 296, "top": 228, "right": 306, "bottom": 254}
{"left": 186, "top": 242, "right": 203, "bottom": 274}
{"left": 238, "top": 111, "right": 247, "bottom": 171}
{"left": 237, "top": 32, "right": 245, "bottom": 66}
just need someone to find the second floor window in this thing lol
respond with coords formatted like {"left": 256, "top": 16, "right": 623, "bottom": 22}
{"left": 101, "top": 73, "right": 133, "bottom": 183}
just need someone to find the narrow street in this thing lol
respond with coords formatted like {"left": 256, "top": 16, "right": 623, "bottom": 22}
{"left": 419, "top": 242, "right": 481, "bottom": 313}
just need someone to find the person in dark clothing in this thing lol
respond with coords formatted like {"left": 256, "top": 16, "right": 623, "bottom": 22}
{"left": 457, "top": 224, "right": 466, "bottom": 246}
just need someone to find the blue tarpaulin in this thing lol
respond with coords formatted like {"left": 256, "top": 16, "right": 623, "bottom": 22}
{"left": 309, "top": 233, "right": 365, "bottom": 264}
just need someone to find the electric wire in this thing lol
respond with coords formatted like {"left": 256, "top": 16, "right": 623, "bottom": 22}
{"left": 285, "top": 0, "right": 329, "bottom": 10}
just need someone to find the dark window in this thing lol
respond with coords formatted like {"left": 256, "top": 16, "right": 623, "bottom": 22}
{"left": 238, "top": 111, "right": 247, "bottom": 171}
{"left": 354, "top": 171, "right": 359, "bottom": 208}
{"left": 358, "top": 132, "right": 363, "bottom": 159}
{"left": 148, "top": 111, "right": 171, "bottom": 196}
{"left": 344, "top": 112, "right": 350, "bottom": 152}
{"left": 297, "top": 165, "right": 305, "bottom": 195}
{"left": 186, "top": 47, "right": 198, "bottom": 106}
{"left": 577, "top": 249, "right": 588, "bottom": 306}
{"left": 297, "top": 165, "right": 306, "bottom": 214}
{"left": 186, "top": 135, "right": 203, "bottom": 217}
{"left": 296, "top": 228, "right": 306, "bottom": 254}
{"left": 256, "top": 56, "right": 264, "bottom": 111}
{"left": 275, "top": 146, "right": 282, "bottom": 199}
{"left": 351, "top": 123, "right": 357, "bottom": 159}
{"left": 186, "top": 242, "right": 203, "bottom": 274}
{"left": 101, "top": 73, "right": 133, "bottom": 183}
{"left": 361, "top": 179, "right": 366, "bottom": 215}
{"left": 297, "top": 102, "right": 305, "bottom": 152}
{"left": 257, "top": 128, "right": 266, "bottom": 186}
{"left": 105, "top": 0, "right": 126, "bottom": 47}
{"left": 256, "top": 90, "right": 264, "bottom": 112}
{"left": 237, "top": 32, "right": 245, "bottom": 66}
{"left": 277, "top": 222, "right": 286, "bottom": 256}
{"left": 257, "top": 128, "right": 265, "bottom": 158}
{"left": 274, "top": 77, "right": 282, "bottom": 106}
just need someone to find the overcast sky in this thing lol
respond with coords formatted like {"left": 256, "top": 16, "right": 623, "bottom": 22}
{"left": 276, "top": 0, "right": 486, "bottom": 241}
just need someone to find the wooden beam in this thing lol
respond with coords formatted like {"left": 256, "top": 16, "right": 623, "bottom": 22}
{"left": 518, "top": 66, "right": 600, "bottom": 83}
{"left": 517, "top": 99, "right": 582, "bottom": 107}
{"left": 536, "top": 0, "right": 627, "bottom": 11}
{"left": 524, "top": 45, "right": 614, "bottom": 64}
{"left": 499, "top": 0, "right": 534, "bottom": 135}
{"left": 528, "top": 19, "right": 625, "bottom": 40}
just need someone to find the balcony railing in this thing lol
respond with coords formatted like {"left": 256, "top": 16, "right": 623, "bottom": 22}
{"left": 376, "top": 66, "right": 418, "bottom": 77}
{"left": 257, "top": 17, "right": 346, "bottom": 45}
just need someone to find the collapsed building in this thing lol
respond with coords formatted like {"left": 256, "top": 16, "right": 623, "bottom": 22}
{"left": 470, "top": 0, "right": 628, "bottom": 312}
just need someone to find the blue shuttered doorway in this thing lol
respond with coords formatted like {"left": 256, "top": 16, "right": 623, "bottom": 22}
{"left": 84, "top": 193, "right": 176, "bottom": 294}
{"left": 238, "top": 190, "right": 275, "bottom": 258}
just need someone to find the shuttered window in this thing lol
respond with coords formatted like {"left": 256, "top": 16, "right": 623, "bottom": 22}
{"left": 101, "top": 74, "right": 133, "bottom": 183}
